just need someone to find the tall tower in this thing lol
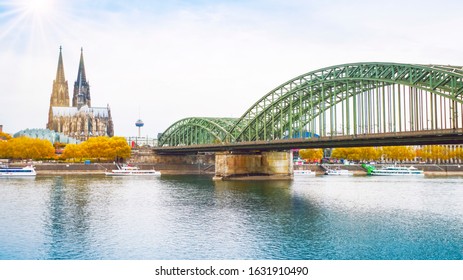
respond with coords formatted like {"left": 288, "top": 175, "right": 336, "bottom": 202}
{"left": 47, "top": 46, "right": 70, "bottom": 129}
{"left": 72, "top": 48, "right": 91, "bottom": 108}
{"left": 135, "top": 119, "right": 144, "bottom": 137}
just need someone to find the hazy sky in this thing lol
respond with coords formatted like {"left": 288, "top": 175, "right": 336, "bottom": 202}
{"left": 1, "top": 0, "right": 463, "bottom": 137}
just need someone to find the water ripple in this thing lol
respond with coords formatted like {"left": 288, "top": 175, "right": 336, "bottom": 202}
{"left": 0, "top": 175, "right": 462, "bottom": 259}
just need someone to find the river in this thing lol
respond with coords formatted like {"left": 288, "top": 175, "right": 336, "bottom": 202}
{"left": 1, "top": 174, "right": 462, "bottom": 260}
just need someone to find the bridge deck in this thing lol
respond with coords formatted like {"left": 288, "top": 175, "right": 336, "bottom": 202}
{"left": 154, "top": 129, "right": 463, "bottom": 154}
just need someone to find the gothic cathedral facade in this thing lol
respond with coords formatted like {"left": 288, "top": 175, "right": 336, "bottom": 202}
{"left": 47, "top": 47, "right": 114, "bottom": 141}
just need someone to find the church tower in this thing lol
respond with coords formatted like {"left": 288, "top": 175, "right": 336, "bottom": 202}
{"left": 47, "top": 46, "right": 114, "bottom": 141}
{"left": 47, "top": 46, "right": 70, "bottom": 130}
{"left": 72, "top": 48, "right": 91, "bottom": 108}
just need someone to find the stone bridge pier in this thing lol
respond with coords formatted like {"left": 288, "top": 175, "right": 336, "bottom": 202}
{"left": 213, "top": 151, "right": 293, "bottom": 180}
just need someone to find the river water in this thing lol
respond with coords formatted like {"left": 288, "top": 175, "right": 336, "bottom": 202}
{"left": 0, "top": 174, "right": 462, "bottom": 260}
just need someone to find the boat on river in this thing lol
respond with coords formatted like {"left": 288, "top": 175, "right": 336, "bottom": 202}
{"left": 105, "top": 164, "right": 161, "bottom": 177}
{"left": 369, "top": 165, "right": 424, "bottom": 176}
{"left": 0, "top": 165, "right": 37, "bottom": 177}
{"left": 324, "top": 168, "right": 353, "bottom": 176}
{"left": 294, "top": 169, "right": 316, "bottom": 176}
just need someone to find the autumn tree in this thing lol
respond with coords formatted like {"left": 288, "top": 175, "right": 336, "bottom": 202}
{"left": 299, "top": 149, "right": 324, "bottom": 162}
{"left": 331, "top": 147, "right": 381, "bottom": 162}
{"left": 0, "top": 137, "right": 55, "bottom": 160}
{"left": 381, "top": 146, "right": 416, "bottom": 162}
{"left": 80, "top": 137, "right": 111, "bottom": 160}
{"left": 61, "top": 144, "right": 83, "bottom": 162}
{"left": 417, "top": 145, "right": 452, "bottom": 163}
{"left": 330, "top": 148, "right": 349, "bottom": 160}
{"left": 109, "top": 137, "right": 131, "bottom": 159}
{"left": 61, "top": 136, "right": 131, "bottom": 161}
{"left": 0, "top": 140, "right": 8, "bottom": 158}
{"left": 0, "top": 132, "right": 12, "bottom": 141}
{"left": 454, "top": 146, "right": 463, "bottom": 161}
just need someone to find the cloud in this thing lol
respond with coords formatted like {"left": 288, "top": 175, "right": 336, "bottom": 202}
{"left": 1, "top": 0, "right": 463, "bottom": 136}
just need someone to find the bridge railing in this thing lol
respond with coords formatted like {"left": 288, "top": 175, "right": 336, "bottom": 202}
{"left": 153, "top": 128, "right": 463, "bottom": 154}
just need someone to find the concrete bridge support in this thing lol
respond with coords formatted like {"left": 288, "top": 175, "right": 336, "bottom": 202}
{"left": 213, "top": 151, "right": 293, "bottom": 180}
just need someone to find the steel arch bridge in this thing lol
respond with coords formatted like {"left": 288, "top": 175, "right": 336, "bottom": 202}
{"left": 158, "top": 62, "right": 463, "bottom": 148}
{"left": 158, "top": 117, "right": 241, "bottom": 146}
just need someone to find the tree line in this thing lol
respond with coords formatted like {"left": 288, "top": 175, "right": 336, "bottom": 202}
{"left": 299, "top": 146, "right": 463, "bottom": 163}
{"left": 0, "top": 134, "right": 131, "bottom": 161}
{"left": 1, "top": 132, "right": 461, "bottom": 163}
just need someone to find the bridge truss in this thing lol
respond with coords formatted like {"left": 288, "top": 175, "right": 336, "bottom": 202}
{"left": 158, "top": 117, "right": 240, "bottom": 147}
{"left": 158, "top": 63, "right": 463, "bottom": 148}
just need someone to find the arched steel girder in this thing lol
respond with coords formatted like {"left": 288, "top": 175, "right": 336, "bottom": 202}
{"left": 158, "top": 117, "right": 240, "bottom": 146}
{"left": 231, "top": 62, "right": 463, "bottom": 142}
{"left": 250, "top": 81, "right": 387, "bottom": 141}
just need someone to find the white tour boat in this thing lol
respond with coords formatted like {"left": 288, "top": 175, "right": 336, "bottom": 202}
{"left": 370, "top": 166, "right": 424, "bottom": 176}
{"left": 0, "top": 165, "right": 37, "bottom": 177}
{"left": 324, "top": 168, "right": 353, "bottom": 176}
{"left": 105, "top": 164, "right": 161, "bottom": 177}
{"left": 294, "top": 169, "right": 316, "bottom": 176}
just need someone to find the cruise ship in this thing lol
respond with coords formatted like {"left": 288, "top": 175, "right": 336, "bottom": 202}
{"left": 0, "top": 165, "right": 37, "bottom": 177}
{"left": 324, "top": 168, "right": 353, "bottom": 176}
{"left": 294, "top": 169, "right": 316, "bottom": 176}
{"left": 368, "top": 165, "right": 424, "bottom": 176}
{"left": 105, "top": 164, "right": 161, "bottom": 177}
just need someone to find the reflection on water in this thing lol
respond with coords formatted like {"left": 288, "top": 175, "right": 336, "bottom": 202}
{"left": 0, "top": 175, "right": 462, "bottom": 260}
{"left": 46, "top": 176, "right": 93, "bottom": 259}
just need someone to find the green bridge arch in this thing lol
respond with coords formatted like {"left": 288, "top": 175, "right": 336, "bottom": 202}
{"left": 158, "top": 117, "right": 240, "bottom": 146}
{"left": 159, "top": 62, "right": 463, "bottom": 147}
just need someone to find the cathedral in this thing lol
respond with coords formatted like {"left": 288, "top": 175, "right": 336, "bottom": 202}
{"left": 47, "top": 47, "right": 114, "bottom": 141}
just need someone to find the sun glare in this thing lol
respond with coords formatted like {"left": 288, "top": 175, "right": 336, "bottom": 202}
{"left": 23, "top": 0, "right": 53, "bottom": 15}
{"left": 0, "top": 0, "right": 66, "bottom": 49}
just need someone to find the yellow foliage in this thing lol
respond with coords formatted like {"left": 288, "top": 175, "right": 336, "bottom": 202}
{"left": 61, "top": 136, "right": 131, "bottom": 161}
{"left": 417, "top": 145, "right": 452, "bottom": 162}
{"left": 299, "top": 149, "right": 323, "bottom": 161}
{"left": 331, "top": 147, "right": 381, "bottom": 161}
{"left": 61, "top": 144, "right": 82, "bottom": 162}
{"left": 454, "top": 147, "right": 463, "bottom": 160}
{"left": 109, "top": 136, "right": 131, "bottom": 159}
{"left": 0, "top": 132, "right": 12, "bottom": 140}
{"left": 0, "top": 136, "right": 55, "bottom": 160}
{"left": 380, "top": 146, "right": 416, "bottom": 161}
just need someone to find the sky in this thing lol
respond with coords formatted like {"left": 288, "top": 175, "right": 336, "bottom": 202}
{"left": 1, "top": 0, "right": 463, "bottom": 137}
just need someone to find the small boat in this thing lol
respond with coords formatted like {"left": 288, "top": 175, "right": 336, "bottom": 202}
{"left": 0, "top": 165, "right": 37, "bottom": 177}
{"left": 369, "top": 165, "right": 424, "bottom": 176}
{"left": 105, "top": 164, "right": 161, "bottom": 177}
{"left": 294, "top": 169, "right": 316, "bottom": 176}
{"left": 324, "top": 168, "right": 353, "bottom": 176}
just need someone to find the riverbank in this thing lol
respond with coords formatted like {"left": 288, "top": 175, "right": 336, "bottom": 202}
{"left": 295, "top": 163, "right": 463, "bottom": 176}
{"left": 13, "top": 162, "right": 215, "bottom": 175}
{"left": 7, "top": 162, "right": 463, "bottom": 176}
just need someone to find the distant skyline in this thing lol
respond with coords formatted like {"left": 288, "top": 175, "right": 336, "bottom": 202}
{"left": 1, "top": 0, "right": 463, "bottom": 137}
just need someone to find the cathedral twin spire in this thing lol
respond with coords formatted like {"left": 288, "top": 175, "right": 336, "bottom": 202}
{"left": 50, "top": 46, "right": 91, "bottom": 109}
{"left": 47, "top": 46, "right": 92, "bottom": 130}
{"left": 55, "top": 46, "right": 66, "bottom": 84}
{"left": 73, "top": 47, "right": 91, "bottom": 108}
{"left": 46, "top": 46, "right": 114, "bottom": 139}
